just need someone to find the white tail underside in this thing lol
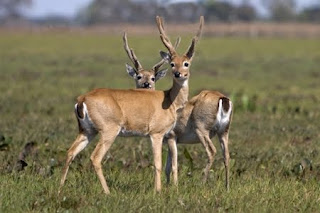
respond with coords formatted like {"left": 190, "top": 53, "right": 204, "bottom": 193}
{"left": 215, "top": 99, "right": 232, "bottom": 133}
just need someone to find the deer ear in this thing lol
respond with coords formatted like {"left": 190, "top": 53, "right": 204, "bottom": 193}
{"left": 160, "top": 51, "right": 171, "bottom": 63}
{"left": 185, "top": 38, "right": 196, "bottom": 60}
{"left": 126, "top": 63, "right": 136, "bottom": 78}
{"left": 155, "top": 69, "right": 167, "bottom": 81}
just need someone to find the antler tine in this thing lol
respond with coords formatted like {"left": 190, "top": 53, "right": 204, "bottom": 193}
{"left": 153, "top": 36, "right": 179, "bottom": 71}
{"left": 185, "top": 16, "right": 204, "bottom": 59}
{"left": 153, "top": 30, "right": 182, "bottom": 72}
{"left": 174, "top": 36, "right": 181, "bottom": 49}
{"left": 123, "top": 32, "right": 133, "bottom": 61}
{"left": 123, "top": 32, "right": 143, "bottom": 71}
{"left": 152, "top": 59, "right": 165, "bottom": 72}
{"left": 130, "top": 48, "right": 143, "bottom": 71}
{"left": 156, "top": 16, "right": 176, "bottom": 55}
{"left": 194, "top": 16, "right": 204, "bottom": 42}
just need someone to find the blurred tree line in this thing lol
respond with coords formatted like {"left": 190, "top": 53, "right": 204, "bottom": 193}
{"left": 74, "top": 0, "right": 260, "bottom": 24}
{"left": 0, "top": 0, "right": 320, "bottom": 25}
{"left": 0, "top": 0, "right": 31, "bottom": 24}
{"left": 75, "top": 0, "right": 320, "bottom": 24}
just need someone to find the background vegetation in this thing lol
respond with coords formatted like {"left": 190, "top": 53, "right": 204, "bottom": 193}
{"left": 0, "top": 29, "right": 320, "bottom": 212}
{"left": 1, "top": 0, "right": 320, "bottom": 26}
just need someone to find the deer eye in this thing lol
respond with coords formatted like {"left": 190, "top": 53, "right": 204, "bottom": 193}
{"left": 137, "top": 76, "right": 142, "bottom": 80}
{"left": 151, "top": 77, "right": 155, "bottom": 82}
{"left": 170, "top": 63, "right": 175, "bottom": 67}
{"left": 184, "top": 62, "right": 189, "bottom": 67}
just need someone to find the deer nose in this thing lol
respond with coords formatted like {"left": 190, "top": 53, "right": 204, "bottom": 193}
{"left": 143, "top": 82, "right": 150, "bottom": 88}
{"left": 174, "top": 72, "right": 181, "bottom": 78}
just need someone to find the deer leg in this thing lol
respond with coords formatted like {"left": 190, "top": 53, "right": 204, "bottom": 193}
{"left": 90, "top": 127, "right": 119, "bottom": 195}
{"left": 167, "top": 137, "right": 178, "bottom": 186}
{"left": 150, "top": 134, "right": 164, "bottom": 193}
{"left": 195, "top": 129, "right": 216, "bottom": 183}
{"left": 59, "top": 133, "right": 95, "bottom": 194}
{"left": 218, "top": 131, "right": 230, "bottom": 191}
{"left": 165, "top": 142, "right": 172, "bottom": 184}
{"left": 204, "top": 134, "right": 217, "bottom": 181}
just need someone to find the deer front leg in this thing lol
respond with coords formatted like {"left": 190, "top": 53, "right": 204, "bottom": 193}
{"left": 167, "top": 137, "right": 178, "bottom": 186}
{"left": 150, "top": 134, "right": 164, "bottom": 193}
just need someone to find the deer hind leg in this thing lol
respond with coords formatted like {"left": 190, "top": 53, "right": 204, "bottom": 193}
{"left": 59, "top": 132, "right": 96, "bottom": 194}
{"left": 165, "top": 137, "right": 178, "bottom": 186}
{"left": 195, "top": 129, "right": 217, "bottom": 183}
{"left": 150, "top": 134, "right": 164, "bottom": 193}
{"left": 90, "top": 126, "right": 120, "bottom": 195}
{"left": 205, "top": 134, "right": 217, "bottom": 182}
{"left": 218, "top": 130, "right": 230, "bottom": 191}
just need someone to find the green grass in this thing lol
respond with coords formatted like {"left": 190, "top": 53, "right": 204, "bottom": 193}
{"left": 0, "top": 31, "right": 320, "bottom": 212}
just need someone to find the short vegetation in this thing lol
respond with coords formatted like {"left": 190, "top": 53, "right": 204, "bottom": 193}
{"left": 0, "top": 31, "right": 320, "bottom": 212}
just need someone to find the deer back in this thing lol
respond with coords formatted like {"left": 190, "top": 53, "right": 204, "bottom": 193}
{"left": 77, "top": 88, "right": 179, "bottom": 136}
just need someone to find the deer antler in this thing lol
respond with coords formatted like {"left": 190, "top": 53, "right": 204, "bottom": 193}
{"left": 123, "top": 32, "right": 143, "bottom": 71}
{"left": 174, "top": 36, "right": 181, "bottom": 49}
{"left": 195, "top": 16, "right": 204, "bottom": 42}
{"left": 185, "top": 16, "right": 204, "bottom": 59}
{"left": 152, "top": 59, "right": 165, "bottom": 72}
{"left": 153, "top": 36, "right": 181, "bottom": 72}
{"left": 156, "top": 16, "right": 177, "bottom": 56}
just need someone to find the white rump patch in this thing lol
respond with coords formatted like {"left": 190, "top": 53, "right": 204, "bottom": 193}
{"left": 75, "top": 103, "right": 96, "bottom": 139}
{"left": 215, "top": 99, "right": 232, "bottom": 133}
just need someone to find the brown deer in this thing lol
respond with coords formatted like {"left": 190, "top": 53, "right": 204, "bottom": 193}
{"left": 155, "top": 16, "right": 233, "bottom": 191}
{"left": 123, "top": 32, "right": 181, "bottom": 90}
{"left": 58, "top": 16, "right": 203, "bottom": 195}
{"left": 123, "top": 32, "right": 168, "bottom": 89}
{"left": 165, "top": 91, "right": 232, "bottom": 191}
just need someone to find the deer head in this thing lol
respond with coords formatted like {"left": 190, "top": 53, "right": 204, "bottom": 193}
{"left": 123, "top": 32, "right": 167, "bottom": 89}
{"left": 156, "top": 16, "right": 204, "bottom": 86}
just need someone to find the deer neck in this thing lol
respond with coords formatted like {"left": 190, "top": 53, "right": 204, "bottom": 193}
{"left": 169, "top": 79, "right": 189, "bottom": 111}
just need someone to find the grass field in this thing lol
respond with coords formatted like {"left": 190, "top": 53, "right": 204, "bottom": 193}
{"left": 0, "top": 30, "right": 320, "bottom": 212}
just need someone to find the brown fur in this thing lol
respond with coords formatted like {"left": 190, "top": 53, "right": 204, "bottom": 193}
{"left": 165, "top": 90, "right": 232, "bottom": 191}
{"left": 59, "top": 82, "right": 189, "bottom": 195}
{"left": 81, "top": 88, "right": 182, "bottom": 134}
{"left": 59, "top": 16, "right": 203, "bottom": 196}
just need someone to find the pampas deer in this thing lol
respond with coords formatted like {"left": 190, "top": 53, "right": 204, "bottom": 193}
{"left": 166, "top": 91, "right": 232, "bottom": 190}
{"left": 155, "top": 16, "right": 233, "bottom": 190}
{"left": 58, "top": 16, "right": 203, "bottom": 195}
{"left": 123, "top": 32, "right": 168, "bottom": 89}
